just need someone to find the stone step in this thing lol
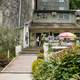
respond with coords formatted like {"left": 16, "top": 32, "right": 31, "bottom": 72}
{"left": 22, "top": 47, "right": 42, "bottom": 51}
{"left": 21, "top": 47, "right": 42, "bottom": 54}
{"left": 20, "top": 51, "right": 39, "bottom": 54}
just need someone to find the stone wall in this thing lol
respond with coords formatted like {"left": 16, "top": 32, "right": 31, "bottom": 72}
{"left": 0, "top": 0, "right": 19, "bottom": 27}
{"left": 0, "top": 0, "right": 33, "bottom": 27}
{"left": 0, "top": 10, "right": 3, "bottom": 26}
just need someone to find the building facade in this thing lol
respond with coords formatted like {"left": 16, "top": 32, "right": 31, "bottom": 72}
{"left": 29, "top": 0, "right": 80, "bottom": 47}
{"left": 0, "top": 0, "right": 80, "bottom": 48}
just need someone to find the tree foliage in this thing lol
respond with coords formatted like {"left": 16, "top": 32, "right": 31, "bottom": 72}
{"left": 70, "top": 0, "right": 80, "bottom": 9}
{"left": 0, "top": 27, "right": 18, "bottom": 53}
{"left": 33, "top": 47, "right": 80, "bottom": 80}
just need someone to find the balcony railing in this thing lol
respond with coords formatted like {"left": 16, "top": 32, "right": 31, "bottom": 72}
{"left": 32, "top": 10, "right": 75, "bottom": 23}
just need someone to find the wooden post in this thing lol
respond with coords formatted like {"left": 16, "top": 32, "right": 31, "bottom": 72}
{"left": 7, "top": 50, "right": 10, "bottom": 58}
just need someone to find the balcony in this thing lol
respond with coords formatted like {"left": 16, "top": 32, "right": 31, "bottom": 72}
{"left": 32, "top": 10, "right": 75, "bottom": 23}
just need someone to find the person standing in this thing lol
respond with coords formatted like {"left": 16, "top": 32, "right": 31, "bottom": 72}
{"left": 36, "top": 36, "right": 40, "bottom": 47}
{"left": 48, "top": 33, "right": 54, "bottom": 42}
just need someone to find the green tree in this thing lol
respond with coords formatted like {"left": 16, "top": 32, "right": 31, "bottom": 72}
{"left": 70, "top": 0, "right": 80, "bottom": 9}
{"left": 0, "top": 27, "right": 19, "bottom": 58}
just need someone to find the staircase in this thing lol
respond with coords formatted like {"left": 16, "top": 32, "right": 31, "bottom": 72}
{"left": 20, "top": 47, "right": 42, "bottom": 54}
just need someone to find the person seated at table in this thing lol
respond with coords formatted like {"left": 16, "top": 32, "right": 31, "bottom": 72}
{"left": 48, "top": 34, "right": 54, "bottom": 42}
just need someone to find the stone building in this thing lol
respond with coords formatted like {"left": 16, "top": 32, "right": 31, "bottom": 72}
{"left": 0, "top": 0, "right": 80, "bottom": 48}
{"left": 29, "top": 0, "right": 80, "bottom": 47}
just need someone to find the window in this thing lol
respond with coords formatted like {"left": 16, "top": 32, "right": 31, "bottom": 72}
{"left": 59, "top": 0, "right": 64, "bottom": 2}
{"left": 59, "top": 14, "right": 64, "bottom": 19}
{"left": 64, "top": 14, "right": 69, "bottom": 20}
{"left": 75, "top": 33, "right": 80, "bottom": 37}
{"left": 40, "top": 0, "right": 49, "bottom": 10}
{"left": 57, "top": 0, "right": 65, "bottom": 10}
{"left": 59, "top": 7, "right": 64, "bottom": 10}
{"left": 54, "top": 33, "right": 59, "bottom": 37}
{"left": 42, "top": 0, "right": 48, "bottom": 2}
{"left": 59, "top": 13, "right": 70, "bottom": 20}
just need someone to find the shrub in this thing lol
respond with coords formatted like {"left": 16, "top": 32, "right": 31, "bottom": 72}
{"left": 37, "top": 53, "right": 44, "bottom": 59}
{"left": 33, "top": 59, "right": 58, "bottom": 80}
{"left": 0, "top": 53, "right": 7, "bottom": 59}
{"left": 0, "top": 58, "right": 10, "bottom": 67}
{"left": 48, "top": 43, "right": 53, "bottom": 54}
{"left": 0, "top": 53, "right": 11, "bottom": 67}
{"left": 0, "top": 66, "right": 3, "bottom": 71}
{"left": 0, "top": 27, "right": 19, "bottom": 57}
{"left": 37, "top": 49, "right": 44, "bottom": 59}
{"left": 32, "top": 59, "right": 44, "bottom": 74}
{"left": 53, "top": 54, "right": 80, "bottom": 80}
{"left": 33, "top": 46, "right": 80, "bottom": 80}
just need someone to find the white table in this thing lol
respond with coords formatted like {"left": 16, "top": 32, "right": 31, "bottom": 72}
{"left": 52, "top": 46, "right": 67, "bottom": 49}
{"left": 52, "top": 46, "right": 68, "bottom": 52}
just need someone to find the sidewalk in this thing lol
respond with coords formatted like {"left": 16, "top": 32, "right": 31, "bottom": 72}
{"left": 0, "top": 74, "right": 32, "bottom": 80}
{"left": 0, "top": 54, "right": 37, "bottom": 80}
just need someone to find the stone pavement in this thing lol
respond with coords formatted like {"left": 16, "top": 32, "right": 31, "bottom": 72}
{"left": 0, "top": 74, "right": 32, "bottom": 80}
{"left": 0, "top": 54, "right": 37, "bottom": 80}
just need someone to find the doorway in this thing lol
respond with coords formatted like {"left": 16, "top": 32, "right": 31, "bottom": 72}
{"left": 36, "top": 32, "right": 55, "bottom": 47}
{"left": 36, "top": 32, "right": 50, "bottom": 47}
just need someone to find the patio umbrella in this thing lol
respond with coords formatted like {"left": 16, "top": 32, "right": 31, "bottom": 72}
{"left": 58, "top": 32, "right": 77, "bottom": 40}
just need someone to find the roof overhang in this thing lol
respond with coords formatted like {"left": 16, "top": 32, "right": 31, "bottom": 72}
{"left": 30, "top": 23, "right": 80, "bottom": 33}
{"left": 34, "top": 10, "right": 76, "bottom": 14}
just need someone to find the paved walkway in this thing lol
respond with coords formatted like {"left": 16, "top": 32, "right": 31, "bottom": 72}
{"left": 0, "top": 74, "right": 32, "bottom": 80}
{"left": 0, "top": 54, "right": 37, "bottom": 80}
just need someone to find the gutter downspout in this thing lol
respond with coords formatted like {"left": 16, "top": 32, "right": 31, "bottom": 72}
{"left": 18, "top": 0, "right": 22, "bottom": 27}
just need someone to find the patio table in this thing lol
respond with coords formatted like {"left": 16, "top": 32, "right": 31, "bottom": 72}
{"left": 52, "top": 46, "right": 68, "bottom": 52}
